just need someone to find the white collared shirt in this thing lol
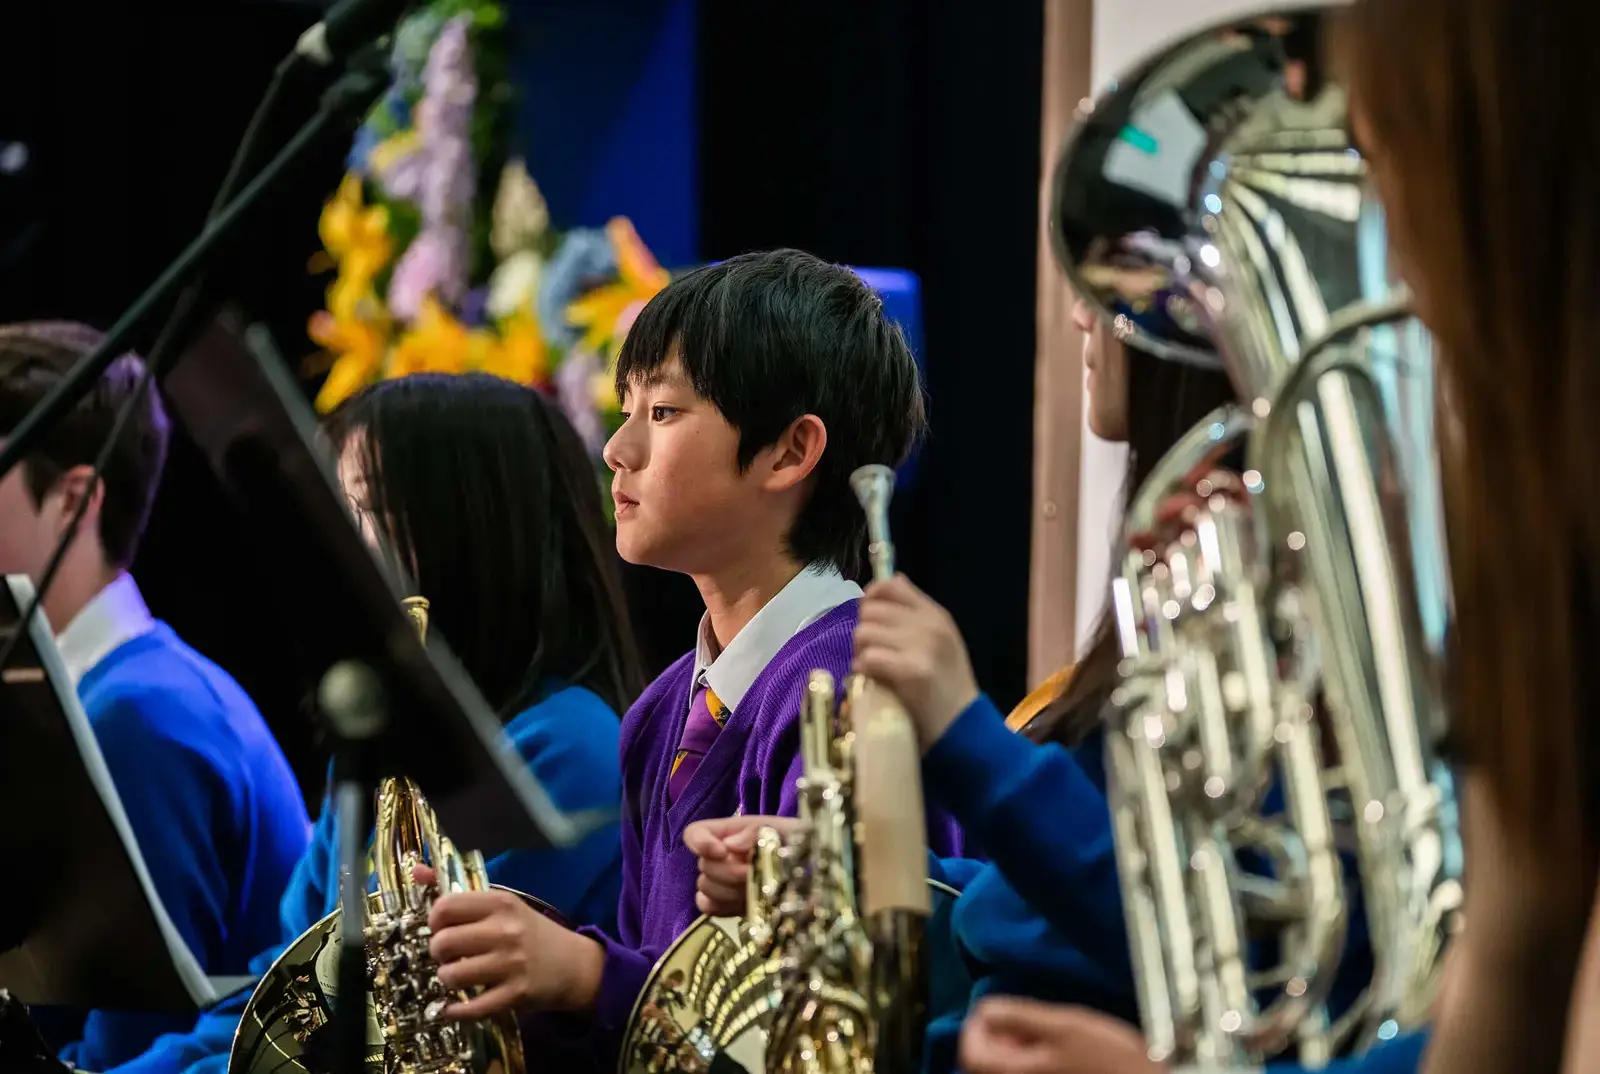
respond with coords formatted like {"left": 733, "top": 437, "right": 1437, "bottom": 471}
{"left": 56, "top": 572, "right": 156, "bottom": 687}
{"left": 692, "top": 563, "right": 862, "bottom": 716}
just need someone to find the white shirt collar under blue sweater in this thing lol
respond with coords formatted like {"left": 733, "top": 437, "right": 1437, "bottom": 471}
{"left": 56, "top": 572, "right": 156, "bottom": 688}
{"left": 691, "top": 563, "right": 861, "bottom": 715}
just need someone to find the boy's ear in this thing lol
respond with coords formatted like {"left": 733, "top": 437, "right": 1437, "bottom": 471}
{"left": 759, "top": 414, "right": 828, "bottom": 493}
{"left": 50, "top": 464, "right": 104, "bottom": 531}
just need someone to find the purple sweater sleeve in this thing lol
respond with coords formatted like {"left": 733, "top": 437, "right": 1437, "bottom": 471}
{"left": 577, "top": 755, "right": 656, "bottom": 1035}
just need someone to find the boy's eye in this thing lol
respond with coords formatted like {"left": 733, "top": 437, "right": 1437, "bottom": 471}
{"left": 650, "top": 405, "right": 677, "bottom": 422}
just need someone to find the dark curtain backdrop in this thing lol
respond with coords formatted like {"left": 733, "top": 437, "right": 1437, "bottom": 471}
{"left": 0, "top": 0, "right": 1041, "bottom": 803}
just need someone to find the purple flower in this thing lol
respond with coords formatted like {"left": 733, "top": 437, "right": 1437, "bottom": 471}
{"left": 460, "top": 287, "right": 489, "bottom": 327}
{"left": 421, "top": 135, "right": 475, "bottom": 223}
{"left": 374, "top": 139, "right": 428, "bottom": 202}
{"left": 554, "top": 350, "right": 608, "bottom": 456}
{"left": 387, "top": 225, "right": 468, "bottom": 321}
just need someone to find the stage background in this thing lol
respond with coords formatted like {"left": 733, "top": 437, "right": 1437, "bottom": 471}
{"left": 0, "top": 0, "right": 1043, "bottom": 804}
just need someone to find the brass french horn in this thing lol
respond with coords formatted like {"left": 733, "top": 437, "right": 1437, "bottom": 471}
{"left": 617, "top": 468, "right": 958, "bottom": 1074}
{"left": 229, "top": 596, "right": 571, "bottom": 1074}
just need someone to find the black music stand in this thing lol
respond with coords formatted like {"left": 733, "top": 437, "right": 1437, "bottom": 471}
{"left": 160, "top": 312, "right": 605, "bottom": 1074}
{"left": 161, "top": 313, "right": 596, "bottom": 854}
{"left": 0, "top": 576, "right": 247, "bottom": 1014}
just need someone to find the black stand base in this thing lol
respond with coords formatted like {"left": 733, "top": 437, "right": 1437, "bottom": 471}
{"left": 322, "top": 658, "right": 389, "bottom": 1074}
{"left": 0, "top": 991, "right": 72, "bottom": 1074}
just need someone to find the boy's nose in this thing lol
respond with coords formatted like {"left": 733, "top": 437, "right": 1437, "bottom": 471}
{"left": 602, "top": 420, "right": 640, "bottom": 473}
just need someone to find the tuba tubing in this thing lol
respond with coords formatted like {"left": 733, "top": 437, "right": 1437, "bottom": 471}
{"left": 1051, "top": 7, "right": 1463, "bottom": 1066}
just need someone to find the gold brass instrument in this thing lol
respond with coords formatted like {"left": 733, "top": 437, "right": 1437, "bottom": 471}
{"left": 620, "top": 465, "right": 951, "bottom": 1074}
{"left": 230, "top": 596, "right": 571, "bottom": 1074}
{"left": 1050, "top": 8, "right": 1462, "bottom": 1069}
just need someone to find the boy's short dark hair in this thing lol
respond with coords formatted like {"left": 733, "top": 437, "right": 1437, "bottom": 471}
{"left": 0, "top": 322, "right": 171, "bottom": 567}
{"left": 615, "top": 249, "right": 927, "bottom": 575}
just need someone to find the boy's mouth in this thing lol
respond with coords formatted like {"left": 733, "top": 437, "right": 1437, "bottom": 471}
{"left": 613, "top": 489, "right": 639, "bottom": 518}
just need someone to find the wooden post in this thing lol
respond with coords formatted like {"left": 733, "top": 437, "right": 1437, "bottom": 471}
{"left": 1028, "top": 0, "right": 1095, "bottom": 687}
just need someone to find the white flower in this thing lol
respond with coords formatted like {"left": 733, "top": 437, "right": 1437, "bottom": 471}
{"left": 486, "top": 249, "right": 545, "bottom": 322}
{"left": 491, "top": 160, "right": 550, "bottom": 260}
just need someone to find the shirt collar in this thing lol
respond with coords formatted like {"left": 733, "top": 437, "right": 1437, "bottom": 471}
{"left": 56, "top": 573, "right": 156, "bottom": 686}
{"left": 693, "top": 563, "right": 862, "bottom": 715}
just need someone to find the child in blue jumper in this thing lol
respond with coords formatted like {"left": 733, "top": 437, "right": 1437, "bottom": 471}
{"left": 419, "top": 250, "right": 964, "bottom": 1063}
{"left": 108, "top": 373, "right": 645, "bottom": 1074}
{"left": 0, "top": 322, "right": 312, "bottom": 1072}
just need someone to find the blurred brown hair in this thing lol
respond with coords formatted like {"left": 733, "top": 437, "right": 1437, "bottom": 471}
{"left": 0, "top": 322, "right": 169, "bottom": 568}
{"left": 1333, "top": 0, "right": 1600, "bottom": 921}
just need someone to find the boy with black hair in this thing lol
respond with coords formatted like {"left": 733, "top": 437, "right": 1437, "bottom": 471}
{"left": 421, "top": 249, "right": 964, "bottom": 1051}
{"left": 0, "top": 322, "right": 311, "bottom": 1070}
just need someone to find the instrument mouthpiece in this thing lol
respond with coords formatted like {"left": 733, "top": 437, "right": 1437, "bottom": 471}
{"left": 850, "top": 465, "right": 897, "bottom": 582}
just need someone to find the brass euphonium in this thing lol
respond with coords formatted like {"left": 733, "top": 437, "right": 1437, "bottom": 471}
{"left": 1050, "top": 8, "right": 1462, "bottom": 1070}
{"left": 230, "top": 596, "right": 571, "bottom": 1074}
{"left": 620, "top": 466, "right": 953, "bottom": 1074}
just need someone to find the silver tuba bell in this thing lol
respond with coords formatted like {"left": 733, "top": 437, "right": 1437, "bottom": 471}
{"left": 1050, "top": 7, "right": 1462, "bottom": 1069}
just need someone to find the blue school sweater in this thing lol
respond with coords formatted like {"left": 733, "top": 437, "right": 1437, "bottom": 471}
{"left": 51, "top": 624, "right": 311, "bottom": 1073}
{"left": 579, "top": 600, "right": 966, "bottom": 1064}
{"left": 918, "top": 696, "right": 1135, "bottom": 1073}
{"left": 106, "top": 681, "right": 624, "bottom": 1074}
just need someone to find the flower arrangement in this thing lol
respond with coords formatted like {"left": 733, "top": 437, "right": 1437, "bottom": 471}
{"left": 304, "top": 0, "right": 669, "bottom": 466}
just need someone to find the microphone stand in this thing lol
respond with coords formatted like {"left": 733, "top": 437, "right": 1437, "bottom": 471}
{"left": 0, "top": 50, "right": 389, "bottom": 485}
{"left": 319, "top": 659, "right": 388, "bottom": 1074}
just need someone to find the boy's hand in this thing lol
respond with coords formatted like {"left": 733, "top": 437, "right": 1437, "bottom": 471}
{"left": 683, "top": 815, "right": 802, "bottom": 916}
{"left": 411, "top": 865, "right": 605, "bottom": 1017}
{"left": 852, "top": 574, "right": 980, "bottom": 751}
{"left": 958, "top": 998, "right": 1164, "bottom": 1074}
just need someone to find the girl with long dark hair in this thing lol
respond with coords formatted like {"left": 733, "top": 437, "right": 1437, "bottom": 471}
{"left": 115, "top": 372, "right": 644, "bottom": 1074}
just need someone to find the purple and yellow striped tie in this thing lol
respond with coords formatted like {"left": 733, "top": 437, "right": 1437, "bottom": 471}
{"left": 667, "top": 683, "right": 728, "bottom": 803}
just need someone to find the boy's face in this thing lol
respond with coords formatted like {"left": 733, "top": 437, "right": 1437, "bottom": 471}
{"left": 0, "top": 445, "right": 68, "bottom": 582}
{"left": 604, "top": 355, "right": 772, "bottom": 574}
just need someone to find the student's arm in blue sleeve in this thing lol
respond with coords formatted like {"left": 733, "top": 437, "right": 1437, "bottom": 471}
{"left": 484, "top": 694, "right": 623, "bottom": 930}
{"left": 1265, "top": 1029, "right": 1427, "bottom": 1074}
{"left": 921, "top": 695, "right": 1126, "bottom": 971}
{"left": 59, "top": 694, "right": 236, "bottom": 1071}
{"left": 926, "top": 850, "right": 984, "bottom": 891}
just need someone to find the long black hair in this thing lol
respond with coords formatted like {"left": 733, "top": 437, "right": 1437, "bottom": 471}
{"left": 1027, "top": 348, "right": 1236, "bottom": 748}
{"left": 322, "top": 372, "right": 645, "bottom": 719}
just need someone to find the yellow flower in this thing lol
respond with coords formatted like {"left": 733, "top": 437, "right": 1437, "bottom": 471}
{"left": 318, "top": 175, "right": 391, "bottom": 280}
{"left": 564, "top": 217, "right": 669, "bottom": 356}
{"left": 483, "top": 308, "right": 549, "bottom": 386}
{"left": 388, "top": 296, "right": 497, "bottom": 379}
{"left": 310, "top": 311, "right": 390, "bottom": 412}
{"left": 326, "top": 268, "right": 383, "bottom": 326}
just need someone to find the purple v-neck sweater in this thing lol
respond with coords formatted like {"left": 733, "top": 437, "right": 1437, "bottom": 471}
{"left": 577, "top": 598, "right": 965, "bottom": 1053}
